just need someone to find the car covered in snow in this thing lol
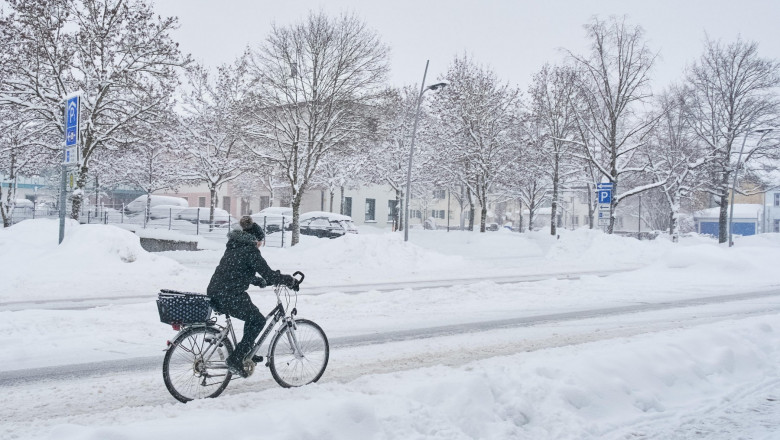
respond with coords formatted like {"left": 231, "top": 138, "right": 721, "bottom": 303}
{"left": 125, "top": 195, "right": 189, "bottom": 214}
{"left": 177, "top": 207, "right": 232, "bottom": 225}
{"left": 298, "top": 211, "right": 358, "bottom": 238}
{"left": 251, "top": 207, "right": 293, "bottom": 234}
{"left": 148, "top": 204, "right": 188, "bottom": 220}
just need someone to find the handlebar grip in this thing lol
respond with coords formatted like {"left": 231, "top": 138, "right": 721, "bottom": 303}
{"left": 292, "top": 271, "right": 305, "bottom": 284}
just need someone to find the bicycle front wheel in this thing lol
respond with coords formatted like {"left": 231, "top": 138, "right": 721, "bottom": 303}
{"left": 269, "top": 318, "right": 329, "bottom": 388}
{"left": 162, "top": 326, "right": 233, "bottom": 403}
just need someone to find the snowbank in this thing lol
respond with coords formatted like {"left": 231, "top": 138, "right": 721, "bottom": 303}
{"left": 0, "top": 219, "right": 196, "bottom": 302}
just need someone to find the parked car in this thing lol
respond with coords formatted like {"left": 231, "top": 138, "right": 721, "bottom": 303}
{"left": 298, "top": 211, "right": 358, "bottom": 238}
{"left": 251, "top": 207, "right": 293, "bottom": 234}
{"left": 149, "top": 204, "right": 187, "bottom": 220}
{"left": 125, "top": 195, "right": 188, "bottom": 214}
{"left": 177, "top": 207, "right": 233, "bottom": 225}
{"left": 486, "top": 222, "right": 499, "bottom": 231}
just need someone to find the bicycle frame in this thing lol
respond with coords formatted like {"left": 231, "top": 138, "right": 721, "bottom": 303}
{"left": 172, "top": 285, "right": 303, "bottom": 373}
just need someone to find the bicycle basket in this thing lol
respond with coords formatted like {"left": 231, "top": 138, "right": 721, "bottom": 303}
{"left": 157, "top": 290, "right": 212, "bottom": 325}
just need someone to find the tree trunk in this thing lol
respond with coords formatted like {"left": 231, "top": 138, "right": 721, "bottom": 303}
{"left": 339, "top": 186, "right": 344, "bottom": 215}
{"left": 209, "top": 186, "right": 217, "bottom": 232}
{"left": 329, "top": 191, "right": 334, "bottom": 213}
{"left": 669, "top": 191, "right": 680, "bottom": 243}
{"left": 145, "top": 193, "right": 152, "bottom": 227}
{"left": 395, "top": 189, "right": 402, "bottom": 232}
{"left": 480, "top": 205, "right": 487, "bottom": 232}
{"left": 607, "top": 180, "right": 617, "bottom": 234}
{"left": 587, "top": 183, "right": 595, "bottom": 229}
{"left": 1, "top": 182, "right": 10, "bottom": 227}
{"left": 718, "top": 169, "right": 731, "bottom": 244}
{"left": 467, "top": 188, "right": 475, "bottom": 231}
{"left": 291, "top": 190, "right": 303, "bottom": 246}
{"left": 70, "top": 165, "right": 89, "bottom": 220}
{"left": 719, "top": 194, "right": 730, "bottom": 244}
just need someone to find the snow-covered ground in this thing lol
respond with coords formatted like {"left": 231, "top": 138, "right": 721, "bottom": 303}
{"left": 1, "top": 219, "right": 779, "bottom": 439}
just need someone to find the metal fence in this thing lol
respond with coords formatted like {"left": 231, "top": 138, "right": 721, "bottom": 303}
{"left": 7, "top": 206, "right": 290, "bottom": 247}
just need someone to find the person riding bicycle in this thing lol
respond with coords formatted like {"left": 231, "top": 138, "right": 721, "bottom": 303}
{"left": 207, "top": 215, "right": 298, "bottom": 377}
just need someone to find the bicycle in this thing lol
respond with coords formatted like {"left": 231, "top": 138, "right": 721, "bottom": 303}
{"left": 157, "top": 271, "right": 329, "bottom": 403}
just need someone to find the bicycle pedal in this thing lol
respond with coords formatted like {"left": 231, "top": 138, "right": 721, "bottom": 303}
{"left": 251, "top": 355, "right": 263, "bottom": 363}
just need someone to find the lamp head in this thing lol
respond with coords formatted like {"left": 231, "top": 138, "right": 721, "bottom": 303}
{"left": 426, "top": 81, "right": 448, "bottom": 92}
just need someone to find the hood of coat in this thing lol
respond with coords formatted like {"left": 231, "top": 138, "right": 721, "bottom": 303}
{"left": 226, "top": 229, "right": 258, "bottom": 249}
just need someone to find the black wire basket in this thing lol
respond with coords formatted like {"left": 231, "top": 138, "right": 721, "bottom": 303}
{"left": 157, "top": 290, "right": 212, "bottom": 325}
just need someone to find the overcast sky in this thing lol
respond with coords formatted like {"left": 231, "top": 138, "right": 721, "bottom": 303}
{"left": 151, "top": 1, "right": 778, "bottom": 91}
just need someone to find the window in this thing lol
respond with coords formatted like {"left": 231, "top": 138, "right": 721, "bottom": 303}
{"left": 433, "top": 189, "right": 446, "bottom": 199}
{"left": 409, "top": 209, "right": 422, "bottom": 219}
{"left": 365, "top": 198, "right": 376, "bottom": 222}
{"left": 259, "top": 196, "right": 270, "bottom": 210}
{"left": 342, "top": 197, "right": 352, "bottom": 217}
{"left": 572, "top": 215, "right": 579, "bottom": 226}
{"left": 774, "top": 193, "right": 780, "bottom": 207}
{"left": 387, "top": 200, "right": 398, "bottom": 222}
{"left": 223, "top": 196, "right": 231, "bottom": 213}
{"left": 241, "top": 198, "right": 250, "bottom": 215}
{"left": 180, "top": 197, "right": 188, "bottom": 203}
{"left": 431, "top": 210, "right": 446, "bottom": 219}
{"left": 198, "top": 197, "right": 206, "bottom": 208}
{"left": 775, "top": 219, "right": 780, "bottom": 233}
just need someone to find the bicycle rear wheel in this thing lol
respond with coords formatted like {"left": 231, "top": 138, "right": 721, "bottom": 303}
{"left": 269, "top": 319, "right": 329, "bottom": 388}
{"left": 162, "top": 326, "right": 233, "bottom": 403}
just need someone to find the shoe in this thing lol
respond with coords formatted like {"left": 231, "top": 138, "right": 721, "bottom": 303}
{"left": 226, "top": 354, "right": 248, "bottom": 378}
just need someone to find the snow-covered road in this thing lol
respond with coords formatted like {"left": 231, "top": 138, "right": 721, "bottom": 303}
{"left": 3, "top": 287, "right": 779, "bottom": 439}
{"left": 4, "top": 221, "right": 780, "bottom": 438}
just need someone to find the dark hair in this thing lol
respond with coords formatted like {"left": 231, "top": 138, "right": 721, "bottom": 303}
{"left": 239, "top": 215, "right": 253, "bottom": 230}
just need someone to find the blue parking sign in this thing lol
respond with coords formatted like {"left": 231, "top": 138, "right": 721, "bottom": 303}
{"left": 596, "top": 182, "right": 613, "bottom": 204}
{"left": 65, "top": 96, "right": 79, "bottom": 147}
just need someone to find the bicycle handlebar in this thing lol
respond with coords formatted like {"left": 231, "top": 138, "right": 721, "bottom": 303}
{"left": 292, "top": 271, "right": 305, "bottom": 284}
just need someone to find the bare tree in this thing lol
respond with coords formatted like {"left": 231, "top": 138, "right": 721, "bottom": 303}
{"left": 528, "top": 63, "right": 581, "bottom": 235}
{"left": 644, "top": 87, "right": 710, "bottom": 242}
{"left": 176, "top": 61, "right": 250, "bottom": 229}
{"left": 96, "top": 118, "right": 185, "bottom": 223}
{"left": 0, "top": 110, "right": 58, "bottom": 226}
{"left": 0, "top": 0, "right": 187, "bottom": 221}
{"left": 686, "top": 36, "right": 780, "bottom": 243}
{"left": 432, "top": 54, "right": 522, "bottom": 232}
{"left": 567, "top": 16, "right": 664, "bottom": 233}
{"left": 246, "top": 11, "right": 389, "bottom": 245}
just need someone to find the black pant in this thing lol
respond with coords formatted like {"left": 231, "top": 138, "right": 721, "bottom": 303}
{"left": 210, "top": 292, "right": 266, "bottom": 360}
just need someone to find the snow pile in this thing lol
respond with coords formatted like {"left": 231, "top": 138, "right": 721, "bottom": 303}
{"left": 281, "top": 232, "right": 466, "bottom": 283}
{"left": 0, "top": 219, "right": 194, "bottom": 302}
{"left": 33, "top": 315, "right": 780, "bottom": 440}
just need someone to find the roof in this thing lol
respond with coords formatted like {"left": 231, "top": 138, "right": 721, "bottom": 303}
{"left": 694, "top": 204, "right": 763, "bottom": 219}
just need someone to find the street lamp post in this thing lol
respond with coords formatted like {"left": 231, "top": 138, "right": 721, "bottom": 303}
{"left": 728, "top": 127, "right": 773, "bottom": 247}
{"left": 403, "top": 60, "right": 447, "bottom": 242}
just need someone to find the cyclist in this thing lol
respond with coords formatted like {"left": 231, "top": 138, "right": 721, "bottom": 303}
{"left": 207, "top": 215, "right": 298, "bottom": 377}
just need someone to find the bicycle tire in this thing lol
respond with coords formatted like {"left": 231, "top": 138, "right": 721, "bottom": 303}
{"left": 162, "top": 326, "right": 233, "bottom": 403}
{"left": 269, "top": 318, "right": 329, "bottom": 388}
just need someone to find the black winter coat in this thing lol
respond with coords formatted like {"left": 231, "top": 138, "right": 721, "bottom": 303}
{"left": 206, "top": 229, "right": 282, "bottom": 297}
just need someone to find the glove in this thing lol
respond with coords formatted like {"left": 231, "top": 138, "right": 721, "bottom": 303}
{"left": 279, "top": 274, "right": 300, "bottom": 291}
{"left": 252, "top": 276, "right": 267, "bottom": 288}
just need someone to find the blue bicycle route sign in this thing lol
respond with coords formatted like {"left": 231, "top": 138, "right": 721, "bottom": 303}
{"left": 596, "top": 182, "right": 613, "bottom": 204}
{"left": 65, "top": 96, "right": 79, "bottom": 147}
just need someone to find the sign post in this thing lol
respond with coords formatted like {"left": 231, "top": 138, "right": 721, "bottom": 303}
{"left": 596, "top": 183, "right": 613, "bottom": 227}
{"left": 60, "top": 95, "right": 80, "bottom": 243}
